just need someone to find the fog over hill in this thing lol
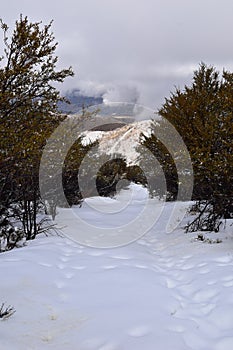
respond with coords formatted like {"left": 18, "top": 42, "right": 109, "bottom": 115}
{"left": 58, "top": 89, "right": 103, "bottom": 114}
{"left": 59, "top": 89, "right": 157, "bottom": 121}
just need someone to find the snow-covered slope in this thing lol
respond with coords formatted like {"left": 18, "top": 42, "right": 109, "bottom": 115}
{"left": 81, "top": 120, "right": 153, "bottom": 164}
{"left": 1, "top": 185, "right": 233, "bottom": 350}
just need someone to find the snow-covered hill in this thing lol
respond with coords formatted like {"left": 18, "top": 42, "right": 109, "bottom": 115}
{"left": 81, "top": 119, "right": 153, "bottom": 165}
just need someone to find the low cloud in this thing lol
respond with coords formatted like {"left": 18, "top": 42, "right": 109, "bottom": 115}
{"left": 103, "top": 85, "right": 140, "bottom": 104}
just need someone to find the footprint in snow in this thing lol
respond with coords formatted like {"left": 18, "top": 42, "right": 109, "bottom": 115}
{"left": 162, "top": 262, "right": 175, "bottom": 268}
{"left": 165, "top": 277, "right": 178, "bottom": 289}
{"left": 54, "top": 280, "right": 66, "bottom": 289}
{"left": 127, "top": 325, "right": 151, "bottom": 337}
{"left": 59, "top": 256, "right": 70, "bottom": 263}
{"left": 199, "top": 267, "right": 210, "bottom": 274}
{"left": 136, "top": 240, "right": 152, "bottom": 247}
{"left": 180, "top": 263, "right": 196, "bottom": 271}
{"left": 192, "top": 288, "right": 219, "bottom": 302}
{"left": 110, "top": 255, "right": 132, "bottom": 260}
{"left": 134, "top": 264, "right": 150, "bottom": 270}
{"left": 198, "top": 262, "right": 208, "bottom": 267}
{"left": 38, "top": 262, "right": 53, "bottom": 267}
{"left": 200, "top": 303, "right": 216, "bottom": 316}
{"left": 221, "top": 275, "right": 233, "bottom": 282}
{"left": 71, "top": 265, "right": 87, "bottom": 270}
{"left": 87, "top": 250, "right": 105, "bottom": 257}
{"left": 57, "top": 263, "right": 66, "bottom": 270}
{"left": 223, "top": 280, "right": 233, "bottom": 287}
{"left": 61, "top": 247, "right": 73, "bottom": 254}
{"left": 101, "top": 265, "right": 118, "bottom": 270}
{"left": 214, "top": 256, "right": 232, "bottom": 264}
{"left": 82, "top": 339, "right": 118, "bottom": 350}
{"left": 179, "top": 255, "right": 193, "bottom": 261}
{"left": 207, "top": 279, "right": 217, "bottom": 286}
{"left": 64, "top": 271, "right": 75, "bottom": 279}
{"left": 63, "top": 252, "right": 74, "bottom": 258}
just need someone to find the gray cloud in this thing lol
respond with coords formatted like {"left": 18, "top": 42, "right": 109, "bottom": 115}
{"left": 1, "top": 0, "right": 233, "bottom": 109}
{"left": 102, "top": 85, "right": 140, "bottom": 104}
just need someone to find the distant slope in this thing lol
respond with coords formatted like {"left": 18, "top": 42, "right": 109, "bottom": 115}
{"left": 58, "top": 89, "right": 103, "bottom": 114}
{"left": 81, "top": 119, "right": 153, "bottom": 165}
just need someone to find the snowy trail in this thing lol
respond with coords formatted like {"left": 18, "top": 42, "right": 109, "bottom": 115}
{"left": 1, "top": 187, "right": 233, "bottom": 350}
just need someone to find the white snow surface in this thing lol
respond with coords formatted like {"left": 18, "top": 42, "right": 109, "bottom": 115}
{"left": 81, "top": 131, "right": 105, "bottom": 147}
{"left": 1, "top": 184, "right": 233, "bottom": 350}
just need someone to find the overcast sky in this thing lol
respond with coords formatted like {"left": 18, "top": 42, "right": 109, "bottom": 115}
{"left": 1, "top": 0, "right": 233, "bottom": 109}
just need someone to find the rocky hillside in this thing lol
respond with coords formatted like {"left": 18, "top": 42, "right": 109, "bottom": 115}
{"left": 81, "top": 119, "right": 153, "bottom": 165}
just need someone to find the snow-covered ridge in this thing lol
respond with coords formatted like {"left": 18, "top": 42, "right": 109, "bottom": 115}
{"left": 81, "top": 119, "right": 153, "bottom": 164}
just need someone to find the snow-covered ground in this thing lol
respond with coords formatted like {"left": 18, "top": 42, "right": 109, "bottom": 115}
{"left": 1, "top": 185, "right": 233, "bottom": 350}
